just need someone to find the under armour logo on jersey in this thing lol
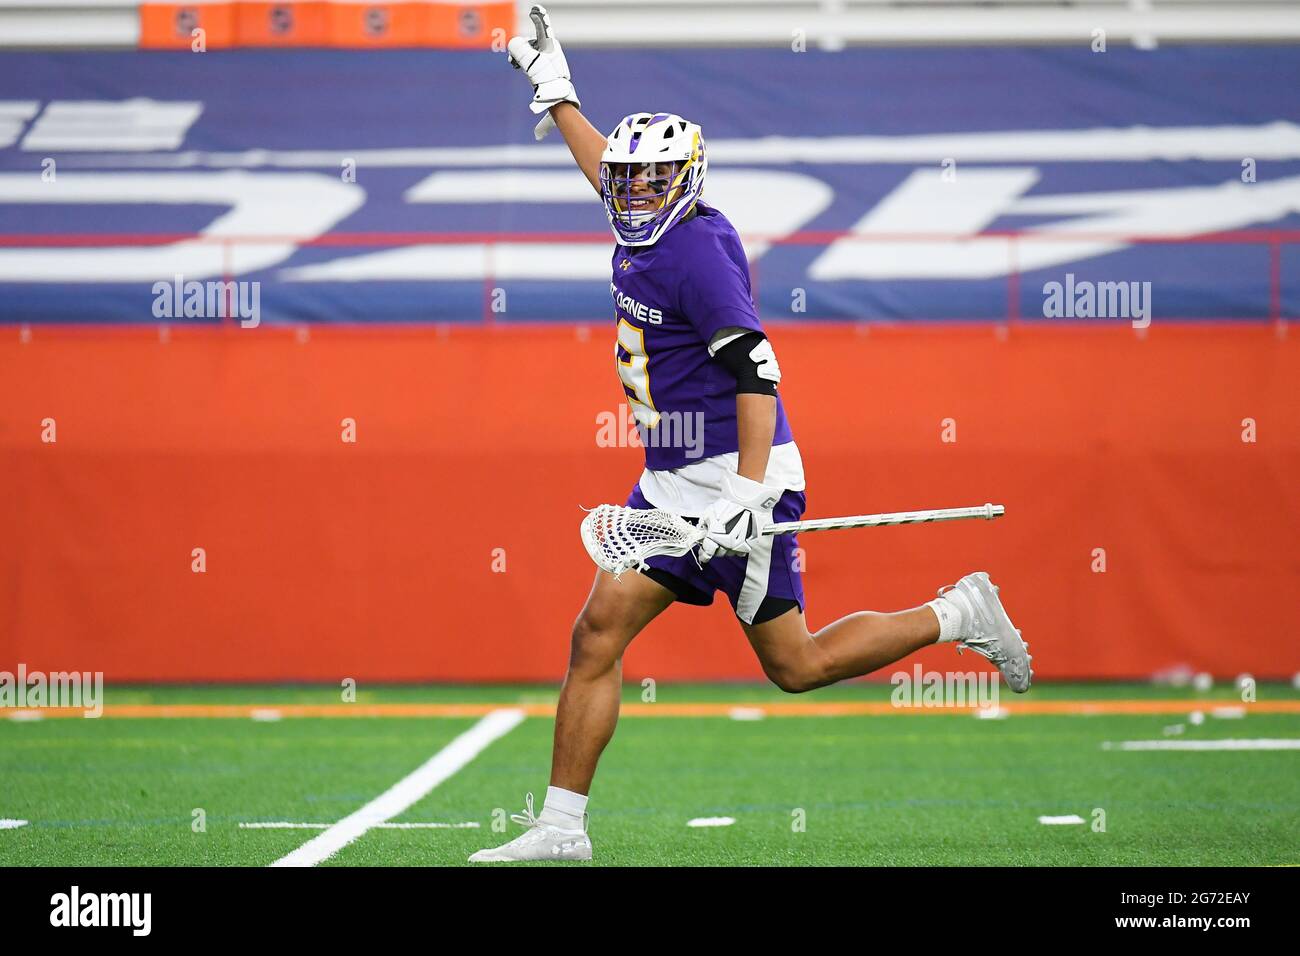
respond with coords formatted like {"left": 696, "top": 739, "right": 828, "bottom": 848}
{"left": 619, "top": 259, "right": 631, "bottom": 270}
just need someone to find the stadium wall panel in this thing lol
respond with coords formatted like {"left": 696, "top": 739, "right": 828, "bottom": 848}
{"left": 1, "top": 323, "right": 1296, "bottom": 682}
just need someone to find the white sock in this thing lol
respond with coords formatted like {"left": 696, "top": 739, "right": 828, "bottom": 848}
{"left": 538, "top": 786, "right": 587, "bottom": 830}
{"left": 927, "top": 594, "right": 969, "bottom": 643}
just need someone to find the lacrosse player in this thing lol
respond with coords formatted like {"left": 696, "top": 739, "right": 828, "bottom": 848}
{"left": 470, "top": 5, "right": 1031, "bottom": 863}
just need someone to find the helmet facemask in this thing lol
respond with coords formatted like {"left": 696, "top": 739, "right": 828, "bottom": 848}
{"left": 601, "top": 160, "right": 685, "bottom": 230}
{"left": 599, "top": 114, "right": 707, "bottom": 246}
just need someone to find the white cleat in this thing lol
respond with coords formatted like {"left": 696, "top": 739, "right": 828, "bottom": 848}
{"left": 467, "top": 793, "right": 592, "bottom": 863}
{"left": 941, "top": 571, "right": 1033, "bottom": 693}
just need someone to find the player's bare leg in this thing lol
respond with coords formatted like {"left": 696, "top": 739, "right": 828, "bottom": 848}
{"left": 469, "top": 569, "right": 673, "bottom": 862}
{"left": 742, "top": 605, "right": 939, "bottom": 692}
{"left": 550, "top": 569, "right": 675, "bottom": 794}
{"left": 743, "top": 573, "right": 1031, "bottom": 694}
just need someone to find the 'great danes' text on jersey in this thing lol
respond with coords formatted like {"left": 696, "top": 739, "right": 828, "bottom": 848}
{"left": 610, "top": 201, "right": 794, "bottom": 471}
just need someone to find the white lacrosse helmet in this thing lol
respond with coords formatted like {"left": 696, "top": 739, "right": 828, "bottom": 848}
{"left": 599, "top": 112, "right": 707, "bottom": 247}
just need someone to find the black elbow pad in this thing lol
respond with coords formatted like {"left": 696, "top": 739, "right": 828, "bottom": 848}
{"left": 714, "top": 331, "right": 780, "bottom": 396}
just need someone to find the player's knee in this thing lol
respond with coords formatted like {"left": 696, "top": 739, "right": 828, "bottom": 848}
{"left": 764, "top": 646, "right": 833, "bottom": 694}
{"left": 766, "top": 669, "right": 810, "bottom": 694}
{"left": 765, "top": 660, "right": 825, "bottom": 695}
{"left": 568, "top": 611, "right": 622, "bottom": 677}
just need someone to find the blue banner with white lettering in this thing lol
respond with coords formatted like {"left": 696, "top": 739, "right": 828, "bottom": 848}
{"left": 0, "top": 46, "right": 1297, "bottom": 324}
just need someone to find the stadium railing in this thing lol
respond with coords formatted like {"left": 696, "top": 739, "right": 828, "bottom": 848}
{"left": 1, "top": 227, "right": 1292, "bottom": 327}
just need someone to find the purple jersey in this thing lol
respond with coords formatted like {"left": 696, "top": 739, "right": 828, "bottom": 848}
{"left": 610, "top": 201, "right": 794, "bottom": 471}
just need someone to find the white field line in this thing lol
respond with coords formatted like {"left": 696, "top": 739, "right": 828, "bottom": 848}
{"left": 269, "top": 708, "right": 524, "bottom": 867}
{"left": 1102, "top": 738, "right": 1300, "bottom": 751}
{"left": 1211, "top": 706, "right": 1247, "bottom": 719}
{"left": 1038, "top": 815, "right": 1086, "bottom": 825}
{"left": 243, "top": 821, "right": 479, "bottom": 829}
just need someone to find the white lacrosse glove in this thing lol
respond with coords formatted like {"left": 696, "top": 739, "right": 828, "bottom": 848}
{"left": 507, "top": 5, "right": 580, "bottom": 122}
{"left": 696, "top": 472, "right": 783, "bottom": 565}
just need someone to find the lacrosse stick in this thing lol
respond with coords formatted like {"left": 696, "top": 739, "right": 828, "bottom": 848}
{"left": 580, "top": 503, "right": 1005, "bottom": 577}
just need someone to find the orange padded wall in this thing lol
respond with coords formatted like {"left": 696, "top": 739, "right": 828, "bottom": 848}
{"left": 1, "top": 323, "right": 1296, "bottom": 682}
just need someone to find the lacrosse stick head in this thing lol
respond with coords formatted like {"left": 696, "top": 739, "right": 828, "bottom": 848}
{"left": 580, "top": 505, "right": 704, "bottom": 577}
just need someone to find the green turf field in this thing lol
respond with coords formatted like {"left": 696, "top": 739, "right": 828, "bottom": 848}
{"left": 2, "top": 682, "right": 1297, "bottom": 866}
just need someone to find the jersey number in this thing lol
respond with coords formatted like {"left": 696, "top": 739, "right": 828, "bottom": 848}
{"left": 616, "top": 318, "right": 660, "bottom": 429}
